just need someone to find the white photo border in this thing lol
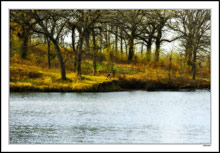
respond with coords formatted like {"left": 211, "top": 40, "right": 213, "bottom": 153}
{"left": 1, "top": 1, "right": 219, "bottom": 152}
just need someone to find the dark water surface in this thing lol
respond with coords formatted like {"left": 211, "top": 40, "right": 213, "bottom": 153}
{"left": 9, "top": 90, "right": 210, "bottom": 144}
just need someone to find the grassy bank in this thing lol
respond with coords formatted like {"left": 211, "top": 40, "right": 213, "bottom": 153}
{"left": 10, "top": 63, "right": 115, "bottom": 92}
{"left": 10, "top": 60, "right": 210, "bottom": 92}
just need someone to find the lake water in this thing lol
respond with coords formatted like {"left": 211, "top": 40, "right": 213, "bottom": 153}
{"left": 9, "top": 90, "right": 210, "bottom": 144}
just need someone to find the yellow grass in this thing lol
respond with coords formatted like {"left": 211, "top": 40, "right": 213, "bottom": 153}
{"left": 10, "top": 56, "right": 210, "bottom": 92}
{"left": 10, "top": 61, "right": 117, "bottom": 91}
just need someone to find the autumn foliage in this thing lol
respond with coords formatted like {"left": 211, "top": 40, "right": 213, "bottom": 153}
{"left": 9, "top": 10, "right": 210, "bottom": 92}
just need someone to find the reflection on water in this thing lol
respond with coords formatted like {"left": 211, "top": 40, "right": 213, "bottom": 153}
{"left": 10, "top": 91, "right": 210, "bottom": 144}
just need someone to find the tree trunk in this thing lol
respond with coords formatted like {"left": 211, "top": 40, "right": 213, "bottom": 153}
{"left": 92, "top": 29, "right": 97, "bottom": 76}
{"left": 53, "top": 40, "right": 66, "bottom": 80}
{"left": 77, "top": 32, "right": 84, "bottom": 77}
{"left": 71, "top": 27, "right": 77, "bottom": 72}
{"left": 47, "top": 38, "right": 51, "bottom": 69}
{"left": 124, "top": 39, "right": 128, "bottom": 57}
{"left": 185, "top": 39, "right": 193, "bottom": 66}
{"left": 99, "top": 34, "right": 103, "bottom": 62}
{"left": 105, "top": 24, "right": 108, "bottom": 45}
{"left": 120, "top": 29, "right": 123, "bottom": 57}
{"left": 186, "top": 48, "right": 193, "bottom": 66}
{"left": 146, "top": 39, "right": 152, "bottom": 63}
{"left": 155, "top": 27, "right": 162, "bottom": 63}
{"left": 85, "top": 31, "right": 90, "bottom": 53}
{"left": 128, "top": 34, "right": 134, "bottom": 63}
{"left": 21, "top": 34, "right": 28, "bottom": 59}
{"left": 192, "top": 49, "right": 196, "bottom": 80}
{"left": 115, "top": 26, "right": 118, "bottom": 60}
{"left": 154, "top": 39, "right": 160, "bottom": 63}
{"left": 188, "top": 48, "right": 193, "bottom": 66}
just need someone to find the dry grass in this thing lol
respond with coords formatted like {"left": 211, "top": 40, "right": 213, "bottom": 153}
{"left": 10, "top": 55, "right": 210, "bottom": 92}
{"left": 10, "top": 60, "right": 116, "bottom": 91}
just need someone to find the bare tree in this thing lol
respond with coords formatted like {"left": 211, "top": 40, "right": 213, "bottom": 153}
{"left": 153, "top": 10, "right": 174, "bottom": 63}
{"left": 70, "top": 10, "right": 101, "bottom": 77}
{"left": 137, "top": 10, "right": 157, "bottom": 63}
{"left": 170, "top": 10, "right": 211, "bottom": 79}
{"left": 31, "top": 10, "right": 69, "bottom": 80}
{"left": 117, "top": 10, "right": 144, "bottom": 63}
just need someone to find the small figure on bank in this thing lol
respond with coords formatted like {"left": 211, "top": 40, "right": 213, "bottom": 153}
{"left": 107, "top": 73, "right": 111, "bottom": 80}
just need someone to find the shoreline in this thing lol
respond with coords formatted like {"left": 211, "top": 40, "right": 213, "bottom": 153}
{"left": 10, "top": 78, "right": 210, "bottom": 92}
{"left": 10, "top": 89, "right": 210, "bottom": 93}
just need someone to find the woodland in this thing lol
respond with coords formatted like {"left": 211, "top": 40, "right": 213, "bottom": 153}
{"left": 10, "top": 9, "right": 210, "bottom": 91}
